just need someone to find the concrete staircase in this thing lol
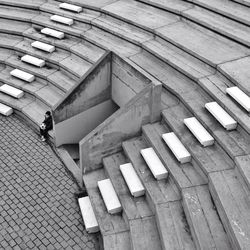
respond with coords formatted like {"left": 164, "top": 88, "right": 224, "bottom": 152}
{"left": 1, "top": 0, "right": 250, "bottom": 249}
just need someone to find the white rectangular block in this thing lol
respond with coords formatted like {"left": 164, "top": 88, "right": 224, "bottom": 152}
{"left": 78, "top": 196, "right": 99, "bottom": 233}
{"left": 41, "top": 28, "right": 64, "bottom": 39}
{"left": 140, "top": 147, "right": 168, "bottom": 180}
{"left": 226, "top": 86, "right": 250, "bottom": 112}
{"left": 0, "top": 103, "right": 13, "bottom": 116}
{"left": 31, "top": 41, "right": 55, "bottom": 53}
{"left": 59, "top": 3, "right": 82, "bottom": 13}
{"left": 162, "top": 132, "right": 191, "bottom": 164}
{"left": 205, "top": 102, "right": 237, "bottom": 130}
{"left": 21, "top": 55, "right": 45, "bottom": 68}
{"left": 120, "top": 163, "right": 145, "bottom": 197}
{"left": 0, "top": 84, "right": 24, "bottom": 99}
{"left": 10, "top": 69, "right": 35, "bottom": 83}
{"left": 184, "top": 117, "right": 214, "bottom": 147}
{"left": 50, "top": 15, "right": 74, "bottom": 26}
{"left": 97, "top": 179, "right": 122, "bottom": 214}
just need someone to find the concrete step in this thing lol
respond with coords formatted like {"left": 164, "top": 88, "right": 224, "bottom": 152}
{"left": 162, "top": 132, "right": 192, "bottom": 164}
{"left": 140, "top": 147, "right": 168, "bottom": 180}
{"left": 83, "top": 169, "right": 129, "bottom": 248}
{"left": 226, "top": 86, "right": 250, "bottom": 112}
{"left": 205, "top": 102, "right": 237, "bottom": 131}
{"left": 84, "top": 27, "right": 140, "bottom": 58}
{"left": 184, "top": 117, "right": 214, "bottom": 147}
{"left": 232, "top": 0, "right": 250, "bottom": 7}
{"left": 50, "top": 15, "right": 74, "bottom": 26}
{"left": 0, "top": 84, "right": 24, "bottom": 99}
{"left": 31, "top": 41, "right": 55, "bottom": 53}
{"left": 98, "top": 178, "right": 122, "bottom": 215}
{"left": 235, "top": 155, "right": 250, "bottom": 191}
{"left": 10, "top": 69, "right": 35, "bottom": 83}
{"left": 78, "top": 196, "right": 99, "bottom": 233}
{"left": 122, "top": 138, "right": 196, "bottom": 249}
{"left": 21, "top": 55, "right": 45, "bottom": 68}
{"left": 0, "top": 0, "right": 45, "bottom": 9}
{"left": 0, "top": 102, "right": 13, "bottom": 116}
{"left": 0, "top": 18, "right": 31, "bottom": 35}
{"left": 156, "top": 21, "right": 250, "bottom": 67}
{"left": 122, "top": 137, "right": 181, "bottom": 211}
{"left": 209, "top": 169, "right": 250, "bottom": 249}
{"left": 142, "top": 122, "right": 207, "bottom": 190}
{"left": 182, "top": 185, "right": 232, "bottom": 250}
{"left": 191, "top": 0, "right": 250, "bottom": 26}
{"left": 59, "top": 2, "right": 83, "bottom": 13}
{"left": 142, "top": 37, "right": 215, "bottom": 81}
{"left": 103, "top": 153, "right": 162, "bottom": 250}
{"left": 41, "top": 27, "right": 65, "bottom": 39}
{"left": 102, "top": 0, "right": 179, "bottom": 31}
{"left": 119, "top": 163, "right": 145, "bottom": 198}
{"left": 0, "top": 33, "right": 22, "bottom": 49}
{"left": 183, "top": 6, "right": 250, "bottom": 47}
{"left": 162, "top": 104, "right": 235, "bottom": 175}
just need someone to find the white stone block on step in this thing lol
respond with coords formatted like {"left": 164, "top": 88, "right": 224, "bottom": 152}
{"left": 50, "top": 15, "right": 74, "bottom": 26}
{"left": 31, "top": 41, "right": 55, "bottom": 53}
{"left": 41, "top": 28, "right": 64, "bottom": 39}
{"left": 140, "top": 147, "right": 168, "bottom": 180}
{"left": 162, "top": 132, "right": 191, "bottom": 164}
{"left": 78, "top": 196, "right": 99, "bottom": 233}
{"left": 0, "top": 103, "right": 13, "bottom": 116}
{"left": 59, "top": 3, "right": 82, "bottom": 13}
{"left": 0, "top": 84, "right": 24, "bottom": 99}
{"left": 184, "top": 117, "right": 214, "bottom": 147}
{"left": 10, "top": 69, "right": 35, "bottom": 83}
{"left": 226, "top": 86, "right": 250, "bottom": 112}
{"left": 97, "top": 179, "right": 122, "bottom": 214}
{"left": 205, "top": 102, "right": 237, "bottom": 130}
{"left": 21, "top": 55, "right": 45, "bottom": 68}
{"left": 120, "top": 163, "right": 145, "bottom": 197}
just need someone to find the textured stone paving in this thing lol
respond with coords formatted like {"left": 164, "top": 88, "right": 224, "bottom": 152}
{"left": 0, "top": 115, "right": 100, "bottom": 250}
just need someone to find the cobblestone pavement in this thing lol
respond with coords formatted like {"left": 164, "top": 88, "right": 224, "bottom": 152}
{"left": 0, "top": 115, "right": 100, "bottom": 250}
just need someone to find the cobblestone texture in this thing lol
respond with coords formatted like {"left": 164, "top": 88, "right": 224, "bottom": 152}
{"left": 0, "top": 115, "right": 100, "bottom": 250}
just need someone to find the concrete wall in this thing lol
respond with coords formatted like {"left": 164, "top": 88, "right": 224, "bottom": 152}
{"left": 53, "top": 52, "right": 111, "bottom": 124}
{"left": 55, "top": 100, "right": 118, "bottom": 146}
{"left": 79, "top": 81, "right": 162, "bottom": 173}
{"left": 111, "top": 54, "right": 151, "bottom": 107}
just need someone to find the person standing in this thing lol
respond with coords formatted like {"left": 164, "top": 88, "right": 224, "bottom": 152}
{"left": 40, "top": 111, "right": 53, "bottom": 141}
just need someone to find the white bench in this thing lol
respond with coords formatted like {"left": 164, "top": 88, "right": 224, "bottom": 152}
{"left": 59, "top": 3, "right": 82, "bottom": 13}
{"left": 0, "top": 84, "right": 24, "bottom": 99}
{"left": 21, "top": 55, "right": 45, "bottom": 68}
{"left": 97, "top": 179, "right": 122, "bottom": 214}
{"left": 31, "top": 41, "right": 55, "bottom": 53}
{"left": 78, "top": 196, "right": 99, "bottom": 233}
{"left": 184, "top": 117, "right": 214, "bottom": 147}
{"left": 41, "top": 28, "right": 64, "bottom": 39}
{"left": 50, "top": 15, "right": 74, "bottom": 26}
{"left": 226, "top": 86, "right": 250, "bottom": 112}
{"left": 162, "top": 132, "right": 191, "bottom": 164}
{"left": 205, "top": 102, "right": 237, "bottom": 130}
{"left": 10, "top": 69, "right": 35, "bottom": 83}
{"left": 0, "top": 103, "right": 13, "bottom": 116}
{"left": 120, "top": 163, "right": 145, "bottom": 197}
{"left": 140, "top": 147, "right": 168, "bottom": 180}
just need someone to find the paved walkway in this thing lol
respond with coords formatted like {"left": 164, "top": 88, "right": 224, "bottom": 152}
{"left": 0, "top": 115, "right": 100, "bottom": 250}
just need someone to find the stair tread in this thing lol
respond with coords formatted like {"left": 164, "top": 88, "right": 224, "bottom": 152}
{"left": 162, "top": 104, "right": 234, "bottom": 174}
{"left": 233, "top": 0, "right": 250, "bottom": 7}
{"left": 0, "top": 33, "right": 22, "bottom": 48}
{"left": 102, "top": 0, "right": 179, "bottom": 30}
{"left": 209, "top": 169, "right": 250, "bottom": 249}
{"left": 192, "top": 0, "right": 250, "bottom": 26}
{"left": 103, "top": 232, "right": 131, "bottom": 250}
{"left": 0, "top": 0, "right": 45, "bottom": 9}
{"left": 122, "top": 137, "right": 181, "bottom": 208}
{"left": 84, "top": 27, "right": 140, "bottom": 58}
{"left": 83, "top": 169, "right": 128, "bottom": 236}
{"left": 156, "top": 21, "right": 250, "bottom": 67}
{"left": 183, "top": 6, "right": 250, "bottom": 47}
{"left": 0, "top": 18, "right": 30, "bottom": 34}
{"left": 142, "top": 122, "right": 207, "bottom": 189}
{"left": 235, "top": 155, "right": 250, "bottom": 190}
{"left": 182, "top": 185, "right": 232, "bottom": 249}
